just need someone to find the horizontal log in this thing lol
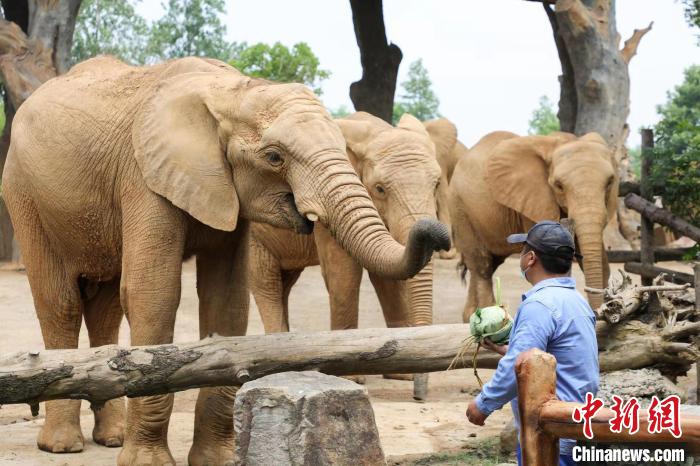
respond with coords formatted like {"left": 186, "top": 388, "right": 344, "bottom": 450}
{"left": 624, "top": 262, "right": 694, "bottom": 284}
{"left": 624, "top": 193, "right": 700, "bottom": 243}
{"left": 606, "top": 247, "right": 694, "bottom": 263}
{"left": 0, "top": 324, "right": 500, "bottom": 406}
{"left": 540, "top": 400, "right": 700, "bottom": 453}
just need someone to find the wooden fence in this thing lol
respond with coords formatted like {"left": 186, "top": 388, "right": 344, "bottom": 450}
{"left": 517, "top": 348, "right": 700, "bottom": 465}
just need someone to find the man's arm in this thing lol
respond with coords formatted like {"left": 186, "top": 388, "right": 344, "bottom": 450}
{"left": 472, "top": 301, "right": 556, "bottom": 418}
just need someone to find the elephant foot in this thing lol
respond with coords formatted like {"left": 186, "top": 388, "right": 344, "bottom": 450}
{"left": 341, "top": 375, "right": 366, "bottom": 385}
{"left": 383, "top": 373, "right": 414, "bottom": 381}
{"left": 92, "top": 399, "right": 125, "bottom": 447}
{"left": 188, "top": 439, "right": 234, "bottom": 466}
{"left": 438, "top": 247, "right": 458, "bottom": 260}
{"left": 118, "top": 442, "right": 175, "bottom": 466}
{"left": 37, "top": 421, "right": 84, "bottom": 453}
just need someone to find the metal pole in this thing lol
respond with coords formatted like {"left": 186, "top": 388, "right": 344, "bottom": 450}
{"left": 640, "top": 129, "right": 654, "bottom": 285}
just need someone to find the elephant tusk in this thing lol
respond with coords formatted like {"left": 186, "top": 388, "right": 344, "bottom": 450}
{"left": 306, "top": 213, "right": 319, "bottom": 222}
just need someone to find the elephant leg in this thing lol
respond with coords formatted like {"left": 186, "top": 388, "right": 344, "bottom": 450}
{"left": 281, "top": 269, "right": 303, "bottom": 329}
{"left": 190, "top": 227, "right": 250, "bottom": 466}
{"left": 315, "top": 224, "right": 363, "bottom": 331}
{"left": 83, "top": 279, "right": 125, "bottom": 448}
{"left": 368, "top": 273, "right": 412, "bottom": 381}
{"left": 12, "top": 199, "right": 85, "bottom": 453}
{"left": 118, "top": 203, "right": 185, "bottom": 466}
{"left": 249, "top": 236, "right": 288, "bottom": 333}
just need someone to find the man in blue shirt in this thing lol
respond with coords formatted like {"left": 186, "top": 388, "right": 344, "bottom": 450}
{"left": 465, "top": 221, "right": 599, "bottom": 466}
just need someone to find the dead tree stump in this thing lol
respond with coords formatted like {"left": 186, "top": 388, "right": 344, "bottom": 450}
{"left": 234, "top": 371, "right": 385, "bottom": 466}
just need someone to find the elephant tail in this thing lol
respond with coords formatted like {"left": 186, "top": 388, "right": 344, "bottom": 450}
{"left": 457, "top": 258, "right": 468, "bottom": 284}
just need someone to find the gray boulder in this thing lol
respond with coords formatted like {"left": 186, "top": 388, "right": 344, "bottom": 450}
{"left": 234, "top": 371, "right": 386, "bottom": 466}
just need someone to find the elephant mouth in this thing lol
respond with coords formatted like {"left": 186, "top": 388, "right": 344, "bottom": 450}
{"left": 286, "top": 192, "right": 314, "bottom": 235}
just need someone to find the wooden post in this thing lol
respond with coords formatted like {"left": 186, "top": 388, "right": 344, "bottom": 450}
{"left": 516, "top": 349, "right": 559, "bottom": 466}
{"left": 640, "top": 129, "right": 654, "bottom": 285}
{"left": 695, "top": 262, "right": 700, "bottom": 405}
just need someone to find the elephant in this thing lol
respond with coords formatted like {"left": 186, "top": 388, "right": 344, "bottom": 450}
{"left": 249, "top": 112, "right": 448, "bottom": 387}
{"left": 423, "top": 118, "right": 469, "bottom": 259}
{"left": 448, "top": 131, "right": 618, "bottom": 321}
{"left": 2, "top": 56, "right": 449, "bottom": 466}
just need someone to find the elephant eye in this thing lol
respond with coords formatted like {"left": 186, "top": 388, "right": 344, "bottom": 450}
{"left": 265, "top": 150, "right": 283, "bottom": 166}
{"left": 554, "top": 180, "right": 564, "bottom": 191}
{"left": 375, "top": 184, "right": 386, "bottom": 195}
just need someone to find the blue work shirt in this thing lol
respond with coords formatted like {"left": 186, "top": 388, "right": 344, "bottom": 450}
{"left": 474, "top": 276, "right": 599, "bottom": 456}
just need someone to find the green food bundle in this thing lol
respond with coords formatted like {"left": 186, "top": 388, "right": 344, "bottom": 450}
{"left": 469, "top": 305, "right": 513, "bottom": 345}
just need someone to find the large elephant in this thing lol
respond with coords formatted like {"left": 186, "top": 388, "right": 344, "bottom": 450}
{"left": 423, "top": 118, "right": 468, "bottom": 259}
{"left": 449, "top": 131, "right": 618, "bottom": 320}
{"left": 250, "top": 112, "right": 445, "bottom": 336}
{"left": 2, "top": 57, "right": 449, "bottom": 466}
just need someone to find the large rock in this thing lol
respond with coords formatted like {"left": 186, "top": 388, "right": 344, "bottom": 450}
{"left": 234, "top": 371, "right": 386, "bottom": 466}
{"left": 597, "top": 368, "right": 686, "bottom": 406}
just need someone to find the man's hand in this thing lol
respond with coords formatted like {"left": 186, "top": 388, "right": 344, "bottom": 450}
{"left": 482, "top": 338, "right": 508, "bottom": 356}
{"left": 466, "top": 400, "right": 488, "bottom": 426}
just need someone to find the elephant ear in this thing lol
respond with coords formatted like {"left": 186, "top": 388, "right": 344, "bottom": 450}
{"left": 423, "top": 118, "right": 458, "bottom": 179}
{"left": 132, "top": 72, "right": 239, "bottom": 231}
{"left": 485, "top": 135, "right": 562, "bottom": 223}
{"left": 335, "top": 114, "right": 389, "bottom": 172}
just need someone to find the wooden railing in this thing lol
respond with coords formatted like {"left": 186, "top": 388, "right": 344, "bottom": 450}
{"left": 516, "top": 349, "right": 700, "bottom": 465}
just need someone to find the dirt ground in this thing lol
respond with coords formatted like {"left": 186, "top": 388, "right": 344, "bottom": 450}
{"left": 0, "top": 256, "right": 695, "bottom": 465}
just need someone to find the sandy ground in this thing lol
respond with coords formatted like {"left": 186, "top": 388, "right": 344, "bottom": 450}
{"left": 0, "top": 256, "right": 695, "bottom": 465}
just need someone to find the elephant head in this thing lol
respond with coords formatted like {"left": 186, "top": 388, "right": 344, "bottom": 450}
{"left": 131, "top": 70, "right": 449, "bottom": 280}
{"left": 335, "top": 112, "right": 443, "bottom": 326}
{"left": 485, "top": 132, "right": 618, "bottom": 309}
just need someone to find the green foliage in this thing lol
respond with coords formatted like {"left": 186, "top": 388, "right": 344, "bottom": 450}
{"left": 527, "top": 96, "right": 560, "bottom": 135}
{"left": 147, "top": 0, "right": 232, "bottom": 62}
{"left": 330, "top": 105, "right": 351, "bottom": 118}
{"left": 72, "top": 0, "right": 149, "bottom": 64}
{"left": 682, "top": 0, "right": 700, "bottom": 31}
{"left": 627, "top": 145, "right": 641, "bottom": 179}
{"left": 392, "top": 59, "right": 440, "bottom": 124}
{"left": 229, "top": 42, "right": 330, "bottom": 95}
{"left": 651, "top": 65, "right": 700, "bottom": 226}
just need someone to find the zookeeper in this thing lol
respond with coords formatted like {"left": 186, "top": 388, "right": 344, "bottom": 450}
{"left": 465, "top": 220, "right": 599, "bottom": 466}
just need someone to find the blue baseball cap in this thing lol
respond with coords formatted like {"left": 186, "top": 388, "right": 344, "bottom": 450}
{"left": 507, "top": 221, "right": 579, "bottom": 260}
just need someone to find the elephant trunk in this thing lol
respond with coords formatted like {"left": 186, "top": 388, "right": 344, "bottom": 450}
{"left": 573, "top": 215, "right": 607, "bottom": 311}
{"left": 294, "top": 153, "right": 450, "bottom": 280}
{"left": 406, "top": 263, "right": 434, "bottom": 326}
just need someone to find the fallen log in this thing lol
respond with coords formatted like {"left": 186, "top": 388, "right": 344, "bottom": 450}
{"left": 606, "top": 247, "right": 694, "bottom": 263}
{"left": 624, "top": 193, "right": 700, "bottom": 243}
{"left": 0, "top": 324, "right": 501, "bottom": 406}
{"left": 624, "top": 262, "right": 694, "bottom": 284}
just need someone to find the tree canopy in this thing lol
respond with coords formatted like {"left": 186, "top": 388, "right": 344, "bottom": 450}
{"left": 527, "top": 96, "right": 560, "bottom": 135}
{"left": 229, "top": 42, "right": 330, "bottom": 95}
{"left": 683, "top": 0, "right": 700, "bottom": 34}
{"left": 651, "top": 65, "right": 700, "bottom": 225}
{"left": 392, "top": 59, "right": 440, "bottom": 123}
{"left": 147, "top": 0, "right": 232, "bottom": 62}
{"left": 72, "top": 0, "right": 149, "bottom": 64}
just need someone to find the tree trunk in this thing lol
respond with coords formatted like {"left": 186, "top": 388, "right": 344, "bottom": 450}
{"left": 0, "top": 324, "right": 502, "bottom": 406}
{"left": 0, "top": 0, "right": 81, "bottom": 262}
{"left": 348, "top": 0, "right": 402, "bottom": 123}
{"left": 541, "top": 0, "right": 652, "bottom": 247}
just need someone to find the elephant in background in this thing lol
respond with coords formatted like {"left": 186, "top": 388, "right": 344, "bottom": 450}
{"left": 423, "top": 118, "right": 468, "bottom": 259}
{"left": 449, "top": 131, "right": 618, "bottom": 320}
{"left": 2, "top": 57, "right": 448, "bottom": 466}
{"left": 249, "top": 112, "right": 445, "bottom": 370}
